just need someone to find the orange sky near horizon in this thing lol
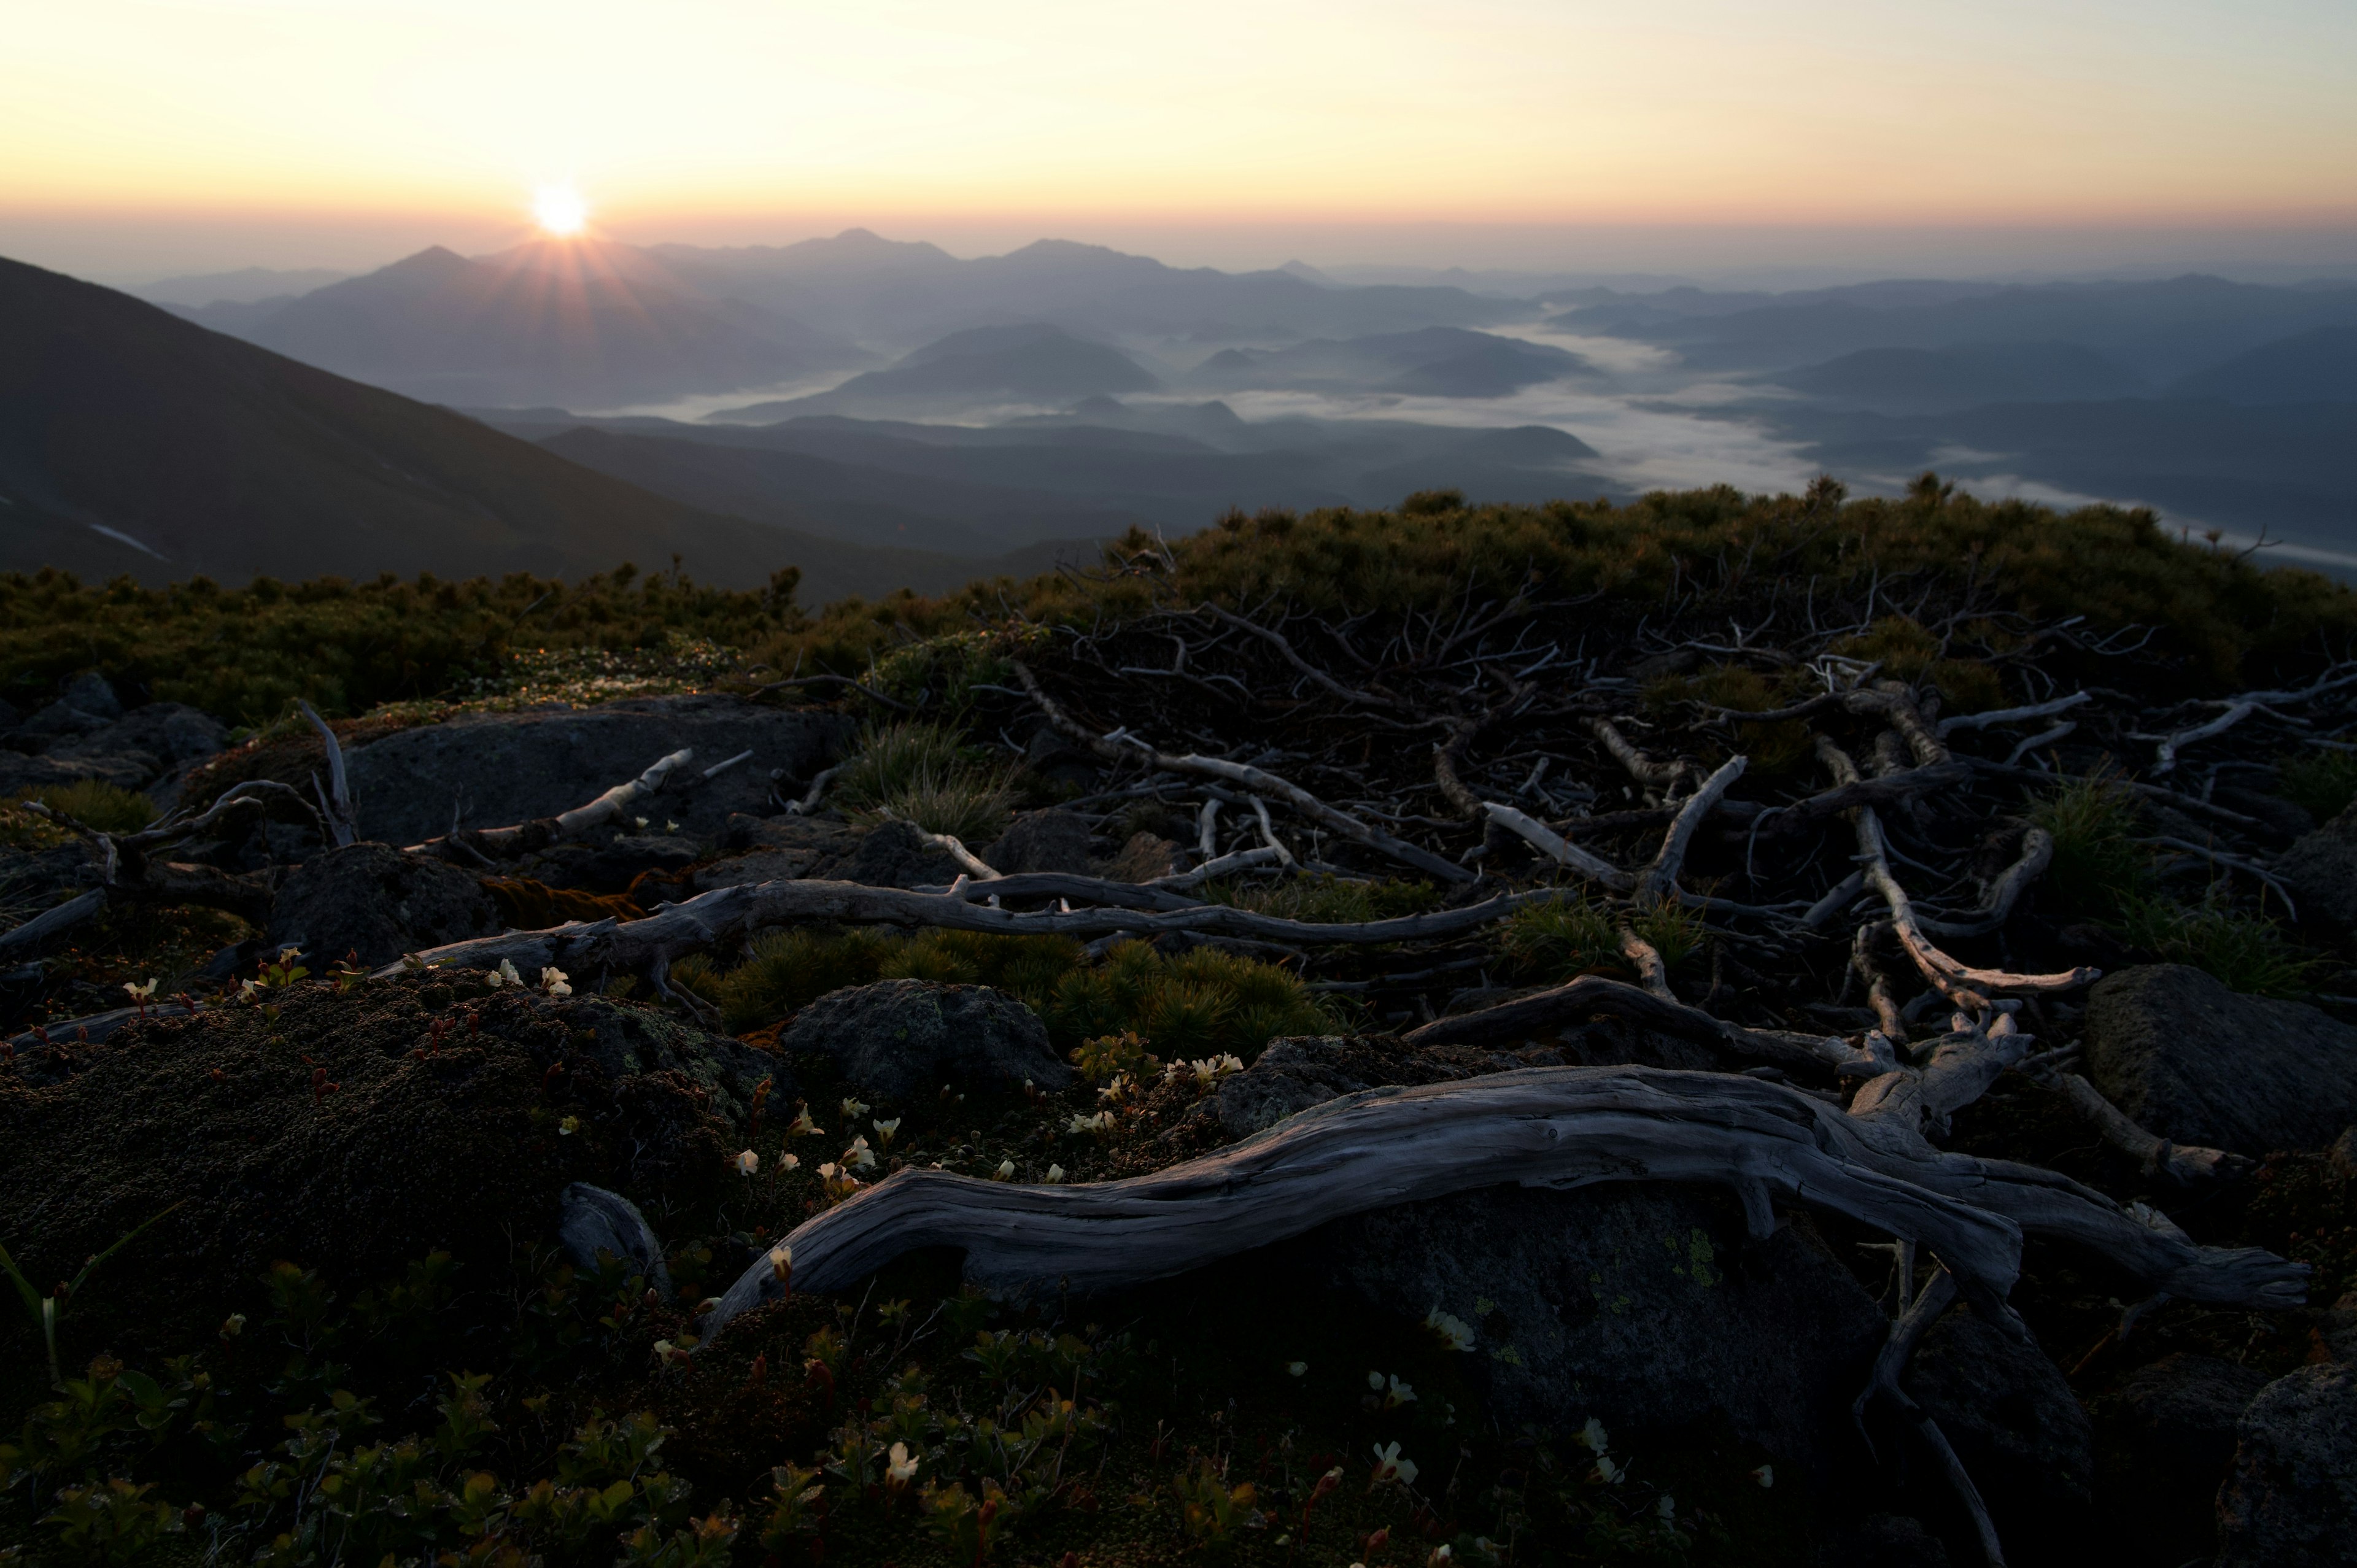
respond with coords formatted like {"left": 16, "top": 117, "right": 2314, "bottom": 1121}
{"left": 6, "top": 0, "right": 2355, "bottom": 272}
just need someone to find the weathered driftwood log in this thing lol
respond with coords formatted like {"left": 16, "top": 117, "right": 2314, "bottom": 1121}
{"left": 702, "top": 1067, "right": 2028, "bottom": 1342}
{"left": 1013, "top": 659, "right": 1474, "bottom": 886}
{"left": 380, "top": 876, "right": 1584, "bottom": 979}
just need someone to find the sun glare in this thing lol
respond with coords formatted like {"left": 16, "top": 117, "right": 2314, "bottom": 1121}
{"left": 532, "top": 183, "right": 589, "bottom": 237}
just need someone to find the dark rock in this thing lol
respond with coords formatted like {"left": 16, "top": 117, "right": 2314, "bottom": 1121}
{"left": 819, "top": 819, "right": 964, "bottom": 889}
{"left": 343, "top": 695, "right": 852, "bottom": 847}
{"left": 2213, "top": 786, "right": 2316, "bottom": 843}
{"left": 2089, "top": 1352, "right": 2270, "bottom": 1564}
{"left": 781, "top": 979, "right": 1070, "bottom": 1105}
{"left": 2333, "top": 1127, "right": 2357, "bottom": 1179}
{"left": 1310, "top": 1183, "right": 1887, "bottom": 1474}
{"left": 2280, "top": 801, "right": 2357, "bottom": 929}
{"left": 0, "top": 697, "right": 20, "bottom": 731}
{"left": 1211, "top": 1034, "right": 1562, "bottom": 1138}
{"left": 702, "top": 816, "right": 860, "bottom": 884}
{"left": 267, "top": 841, "right": 500, "bottom": 965}
{"left": 985, "top": 809, "right": 1094, "bottom": 875}
{"left": 58, "top": 671, "right": 122, "bottom": 720}
{"left": 2216, "top": 1361, "right": 2357, "bottom": 1567}
{"left": 1100, "top": 832, "right": 1178, "bottom": 882}
{"left": 507, "top": 835, "right": 702, "bottom": 896}
{"left": 19, "top": 702, "right": 110, "bottom": 740}
{"left": 1809, "top": 1514, "right": 1953, "bottom": 1567}
{"left": 54, "top": 701, "right": 225, "bottom": 770}
{"left": 2084, "top": 965, "right": 2357, "bottom": 1154}
{"left": 1903, "top": 1305, "right": 2093, "bottom": 1544}
{"left": 556, "top": 1183, "right": 675, "bottom": 1297}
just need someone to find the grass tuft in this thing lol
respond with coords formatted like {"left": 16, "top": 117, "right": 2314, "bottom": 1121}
{"left": 832, "top": 719, "right": 1018, "bottom": 844}
{"left": 2278, "top": 747, "right": 2357, "bottom": 825}
{"left": 2029, "top": 773, "right": 2151, "bottom": 921}
{"left": 14, "top": 779, "right": 158, "bottom": 835}
{"left": 2120, "top": 895, "right": 2321, "bottom": 998}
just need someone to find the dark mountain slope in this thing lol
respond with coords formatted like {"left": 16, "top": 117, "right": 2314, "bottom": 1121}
{"left": 1776, "top": 341, "right": 2147, "bottom": 409}
{"left": 0, "top": 255, "right": 988, "bottom": 598}
{"left": 2169, "top": 325, "right": 2357, "bottom": 405}
{"left": 176, "top": 241, "right": 862, "bottom": 407}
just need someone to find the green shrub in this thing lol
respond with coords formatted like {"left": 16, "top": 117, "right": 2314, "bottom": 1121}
{"left": 15, "top": 779, "right": 157, "bottom": 834}
{"left": 2119, "top": 896, "right": 2320, "bottom": 998}
{"left": 2279, "top": 747, "right": 2357, "bottom": 825}
{"left": 1498, "top": 896, "right": 1618, "bottom": 982}
{"left": 2029, "top": 774, "right": 2151, "bottom": 921}
{"left": 834, "top": 720, "right": 1018, "bottom": 844}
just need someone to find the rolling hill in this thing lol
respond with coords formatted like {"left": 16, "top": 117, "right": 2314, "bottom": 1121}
{"left": 2167, "top": 325, "right": 2357, "bottom": 405}
{"left": 1187, "top": 326, "right": 1589, "bottom": 396}
{"left": 708, "top": 325, "right": 1159, "bottom": 421}
{"left": 0, "top": 255, "right": 1054, "bottom": 598}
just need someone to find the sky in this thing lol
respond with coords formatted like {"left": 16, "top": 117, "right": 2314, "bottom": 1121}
{"left": 5, "top": 0, "right": 2355, "bottom": 280}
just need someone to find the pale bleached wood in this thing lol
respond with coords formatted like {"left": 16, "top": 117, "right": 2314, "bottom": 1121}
{"left": 1479, "top": 802, "right": 1634, "bottom": 890}
{"left": 702, "top": 1065, "right": 2026, "bottom": 1342}
{"left": 1014, "top": 658, "right": 1474, "bottom": 885}
{"left": 378, "top": 876, "right": 1584, "bottom": 979}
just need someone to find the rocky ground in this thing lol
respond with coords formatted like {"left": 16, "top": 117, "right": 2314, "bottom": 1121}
{"left": 3, "top": 592, "right": 2356, "bottom": 1567}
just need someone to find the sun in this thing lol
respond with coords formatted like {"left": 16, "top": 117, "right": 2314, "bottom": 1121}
{"left": 532, "top": 182, "right": 589, "bottom": 237}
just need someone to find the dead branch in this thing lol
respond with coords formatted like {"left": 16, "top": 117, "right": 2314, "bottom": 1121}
{"left": 1935, "top": 691, "right": 2090, "bottom": 738}
{"left": 2050, "top": 1072, "right": 2252, "bottom": 1187}
{"left": 1013, "top": 658, "right": 1474, "bottom": 884}
{"left": 1587, "top": 717, "right": 1688, "bottom": 795}
{"left": 1916, "top": 828, "right": 2054, "bottom": 938}
{"left": 2149, "top": 701, "right": 2254, "bottom": 774}
{"left": 1850, "top": 1267, "right": 2008, "bottom": 1567}
{"left": 1193, "top": 603, "right": 1396, "bottom": 708}
{"left": 407, "top": 749, "right": 697, "bottom": 861}
{"left": 703, "top": 1066, "right": 2028, "bottom": 1338}
{"left": 1637, "top": 754, "right": 1744, "bottom": 905}
{"left": 1479, "top": 803, "right": 1634, "bottom": 891}
{"left": 1401, "top": 972, "right": 1870, "bottom": 1078}
{"left": 381, "top": 876, "right": 1587, "bottom": 979}
{"left": 298, "top": 700, "right": 359, "bottom": 848}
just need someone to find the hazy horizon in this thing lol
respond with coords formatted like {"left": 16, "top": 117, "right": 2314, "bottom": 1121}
{"left": 9, "top": 0, "right": 2355, "bottom": 287}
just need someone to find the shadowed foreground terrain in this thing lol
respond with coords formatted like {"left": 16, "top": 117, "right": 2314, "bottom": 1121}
{"left": 4, "top": 486, "right": 2357, "bottom": 1567}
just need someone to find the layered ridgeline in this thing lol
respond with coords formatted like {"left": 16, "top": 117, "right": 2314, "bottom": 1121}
{"left": 0, "top": 257, "right": 1068, "bottom": 597}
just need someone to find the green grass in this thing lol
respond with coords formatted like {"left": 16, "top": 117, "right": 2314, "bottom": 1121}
{"left": 831, "top": 719, "right": 1020, "bottom": 844}
{"left": 14, "top": 779, "right": 157, "bottom": 835}
{"left": 2119, "top": 895, "right": 2321, "bottom": 998}
{"left": 679, "top": 925, "right": 1330, "bottom": 1060}
{"left": 2278, "top": 747, "right": 2357, "bottom": 825}
{"left": 2028, "top": 774, "right": 2152, "bottom": 921}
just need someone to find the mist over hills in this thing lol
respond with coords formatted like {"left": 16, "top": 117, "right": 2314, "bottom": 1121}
{"left": 26, "top": 225, "right": 2357, "bottom": 587}
{"left": 0, "top": 257, "right": 1072, "bottom": 597}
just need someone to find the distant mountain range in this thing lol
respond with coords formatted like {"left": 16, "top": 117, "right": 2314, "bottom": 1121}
{"left": 710, "top": 325, "right": 1161, "bottom": 422}
{"left": 1188, "top": 326, "right": 1590, "bottom": 397}
{"left": 169, "top": 241, "right": 868, "bottom": 407}
{"left": 0, "top": 256, "right": 1079, "bottom": 596}
{"left": 135, "top": 266, "right": 351, "bottom": 307}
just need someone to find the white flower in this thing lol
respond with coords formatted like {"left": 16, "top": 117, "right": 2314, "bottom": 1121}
{"left": 993, "top": 1159, "right": 1016, "bottom": 1180}
{"left": 842, "top": 1135, "right": 877, "bottom": 1170}
{"left": 1287, "top": 1361, "right": 1307, "bottom": 1377}
{"left": 767, "top": 1246, "right": 791, "bottom": 1281}
{"left": 541, "top": 967, "right": 571, "bottom": 997}
{"left": 1371, "top": 1442, "right": 1417, "bottom": 1488}
{"left": 495, "top": 958, "right": 522, "bottom": 988}
{"left": 733, "top": 1149, "right": 759, "bottom": 1176}
{"left": 786, "top": 1108, "right": 821, "bottom": 1138}
{"left": 1656, "top": 1495, "right": 1676, "bottom": 1522}
{"left": 1384, "top": 1373, "right": 1416, "bottom": 1409}
{"left": 633, "top": 816, "right": 649, "bottom": 829}
{"left": 1751, "top": 1464, "right": 1774, "bottom": 1489}
{"left": 1425, "top": 1306, "right": 1474, "bottom": 1352}
{"left": 817, "top": 1162, "right": 840, "bottom": 1180}
{"left": 123, "top": 978, "right": 157, "bottom": 1002}
{"left": 1594, "top": 1454, "right": 1624, "bottom": 1485}
{"left": 558, "top": 1115, "right": 580, "bottom": 1136}
{"left": 886, "top": 1442, "right": 918, "bottom": 1484}
{"left": 1067, "top": 1110, "right": 1115, "bottom": 1137}
{"left": 872, "top": 1117, "right": 901, "bottom": 1147}
{"left": 1044, "top": 1164, "right": 1066, "bottom": 1183}
{"left": 277, "top": 946, "right": 302, "bottom": 965}
{"left": 665, "top": 821, "right": 679, "bottom": 833}
{"left": 840, "top": 1097, "right": 869, "bottom": 1119}
{"left": 1579, "top": 1416, "right": 1609, "bottom": 1454}
{"left": 779, "top": 1152, "right": 800, "bottom": 1171}
{"left": 238, "top": 978, "right": 258, "bottom": 1001}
